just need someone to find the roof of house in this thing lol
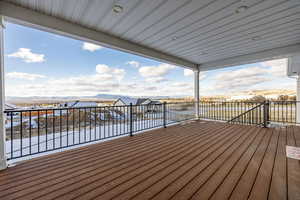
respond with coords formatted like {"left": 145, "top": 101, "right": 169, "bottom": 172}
{"left": 116, "top": 97, "right": 138, "bottom": 105}
{"left": 136, "top": 98, "right": 150, "bottom": 105}
{"left": 115, "top": 97, "right": 153, "bottom": 105}
{"left": 63, "top": 101, "right": 97, "bottom": 108}
{"left": 5, "top": 103, "right": 18, "bottom": 110}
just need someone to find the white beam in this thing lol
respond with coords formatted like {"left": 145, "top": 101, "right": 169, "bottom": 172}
{"left": 0, "top": 16, "right": 7, "bottom": 170}
{"left": 297, "top": 78, "right": 300, "bottom": 124}
{"left": 0, "top": 1, "right": 197, "bottom": 70}
{"left": 194, "top": 69, "right": 200, "bottom": 119}
{"left": 199, "top": 44, "right": 300, "bottom": 71}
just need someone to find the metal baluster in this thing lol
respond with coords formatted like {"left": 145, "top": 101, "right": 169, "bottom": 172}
{"left": 94, "top": 107, "right": 97, "bottom": 140}
{"left": 10, "top": 112, "right": 13, "bottom": 159}
{"left": 84, "top": 108, "right": 87, "bottom": 142}
{"left": 29, "top": 111, "right": 32, "bottom": 155}
{"left": 20, "top": 111, "right": 23, "bottom": 157}
{"left": 45, "top": 110, "right": 48, "bottom": 151}
{"left": 79, "top": 109, "right": 81, "bottom": 143}
{"left": 73, "top": 108, "right": 75, "bottom": 145}
{"left": 89, "top": 108, "right": 92, "bottom": 140}
{"left": 60, "top": 109, "right": 62, "bottom": 147}
{"left": 67, "top": 109, "right": 69, "bottom": 146}
{"left": 53, "top": 110, "right": 55, "bottom": 149}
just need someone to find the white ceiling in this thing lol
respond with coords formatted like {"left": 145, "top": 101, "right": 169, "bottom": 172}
{"left": 2, "top": 0, "right": 300, "bottom": 69}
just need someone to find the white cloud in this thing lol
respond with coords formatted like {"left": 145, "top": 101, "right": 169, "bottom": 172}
{"left": 261, "top": 58, "right": 287, "bottom": 77}
{"left": 145, "top": 77, "right": 168, "bottom": 83}
{"left": 212, "top": 66, "right": 271, "bottom": 91}
{"left": 6, "top": 64, "right": 126, "bottom": 97}
{"left": 6, "top": 72, "right": 46, "bottom": 80}
{"left": 184, "top": 69, "right": 194, "bottom": 77}
{"left": 82, "top": 42, "right": 103, "bottom": 52}
{"left": 183, "top": 69, "right": 206, "bottom": 80}
{"left": 95, "top": 64, "right": 125, "bottom": 81}
{"left": 139, "top": 63, "right": 176, "bottom": 78}
{"left": 127, "top": 61, "right": 140, "bottom": 68}
{"left": 7, "top": 48, "right": 45, "bottom": 63}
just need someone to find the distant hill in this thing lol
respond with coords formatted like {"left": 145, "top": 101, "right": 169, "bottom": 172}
{"left": 6, "top": 93, "right": 172, "bottom": 104}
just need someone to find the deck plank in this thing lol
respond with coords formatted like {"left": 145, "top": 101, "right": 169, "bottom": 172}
{"left": 228, "top": 127, "right": 274, "bottom": 200}
{"left": 286, "top": 126, "right": 300, "bottom": 200}
{"left": 268, "top": 127, "right": 287, "bottom": 200}
{"left": 48, "top": 124, "right": 238, "bottom": 200}
{"left": 1, "top": 123, "right": 219, "bottom": 199}
{"left": 152, "top": 127, "right": 259, "bottom": 200}
{"left": 248, "top": 127, "right": 280, "bottom": 200}
{"left": 0, "top": 121, "right": 298, "bottom": 200}
{"left": 189, "top": 127, "right": 266, "bottom": 200}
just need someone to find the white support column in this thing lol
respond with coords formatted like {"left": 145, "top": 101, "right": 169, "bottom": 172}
{"left": 297, "top": 77, "right": 300, "bottom": 124}
{"left": 0, "top": 16, "right": 7, "bottom": 170}
{"left": 194, "top": 69, "right": 200, "bottom": 119}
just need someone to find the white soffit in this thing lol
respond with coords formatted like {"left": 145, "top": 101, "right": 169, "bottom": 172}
{"left": 1, "top": 0, "right": 300, "bottom": 70}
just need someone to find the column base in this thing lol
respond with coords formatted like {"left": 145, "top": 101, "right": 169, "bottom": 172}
{"left": 0, "top": 158, "right": 7, "bottom": 170}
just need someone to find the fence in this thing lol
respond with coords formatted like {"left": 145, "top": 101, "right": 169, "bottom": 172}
{"left": 199, "top": 101, "right": 298, "bottom": 125}
{"left": 4, "top": 102, "right": 195, "bottom": 160}
{"left": 4, "top": 100, "right": 298, "bottom": 160}
{"left": 199, "top": 101, "right": 262, "bottom": 121}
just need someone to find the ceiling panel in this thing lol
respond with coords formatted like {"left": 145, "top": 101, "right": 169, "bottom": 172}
{"left": 4, "top": 0, "right": 300, "bottom": 67}
{"left": 160, "top": 2, "right": 298, "bottom": 53}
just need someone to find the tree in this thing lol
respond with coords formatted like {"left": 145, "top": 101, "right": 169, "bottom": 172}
{"left": 249, "top": 95, "right": 266, "bottom": 102}
{"left": 288, "top": 95, "right": 296, "bottom": 101}
{"left": 277, "top": 95, "right": 289, "bottom": 101}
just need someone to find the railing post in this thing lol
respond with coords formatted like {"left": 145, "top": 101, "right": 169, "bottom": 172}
{"left": 263, "top": 100, "right": 270, "bottom": 128}
{"left": 296, "top": 77, "right": 300, "bottom": 124}
{"left": 163, "top": 102, "right": 166, "bottom": 128}
{"left": 129, "top": 103, "right": 133, "bottom": 136}
{"left": 0, "top": 16, "right": 6, "bottom": 170}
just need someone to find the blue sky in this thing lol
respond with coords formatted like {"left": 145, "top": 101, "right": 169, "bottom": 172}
{"left": 4, "top": 22, "right": 295, "bottom": 97}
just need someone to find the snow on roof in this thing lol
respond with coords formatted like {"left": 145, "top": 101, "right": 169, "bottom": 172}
{"left": 118, "top": 97, "right": 138, "bottom": 105}
{"left": 5, "top": 103, "right": 18, "bottom": 110}
{"left": 116, "top": 97, "right": 160, "bottom": 105}
{"left": 62, "top": 101, "right": 97, "bottom": 108}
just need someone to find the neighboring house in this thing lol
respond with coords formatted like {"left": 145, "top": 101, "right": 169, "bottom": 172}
{"left": 5, "top": 103, "right": 19, "bottom": 117}
{"left": 60, "top": 101, "right": 97, "bottom": 108}
{"left": 114, "top": 97, "right": 161, "bottom": 113}
{"left": 114, "top": 97, "right": 151, "bottom": 106}
{"left": 5, "top": 103, "right": 18, "bottom": 111}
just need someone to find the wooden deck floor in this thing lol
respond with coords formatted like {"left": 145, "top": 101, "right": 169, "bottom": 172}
{"left": 0, "top": 121, "right": 299, "bottom": 200}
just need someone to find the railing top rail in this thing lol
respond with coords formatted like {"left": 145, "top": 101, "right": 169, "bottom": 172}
{"left": 3, "top": 103, "right": 168, "bottom": 113}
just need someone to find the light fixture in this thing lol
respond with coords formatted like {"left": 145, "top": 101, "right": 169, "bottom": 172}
{"left": 235, "top": 5, "right": 248, "bottom": 13}
{"left": 113, "top": 4, "right": 123, "bottom": 14}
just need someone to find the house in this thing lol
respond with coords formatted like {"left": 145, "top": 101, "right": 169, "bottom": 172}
{"left": 5, "top": 103, "right": 18, "bottom": 111}
{"left": 114, "top": 97, "right": 151, "bottom": 106}
{"left": 114, "top": 97, "right": 161, "bottom": 112}
{"left": 5, "top": 103, "right": 19, "bottom": 117}
{"left": 60, "top": 101, "right": 97, "bottom": 108}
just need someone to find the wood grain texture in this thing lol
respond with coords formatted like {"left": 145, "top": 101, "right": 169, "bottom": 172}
{"left": 0, "top": 121, "right": 298, "bottom": 200}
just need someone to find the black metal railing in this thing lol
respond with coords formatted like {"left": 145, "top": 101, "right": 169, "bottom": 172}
{"left": 225, "top": 100, "right": 297, "bottom": 126}
{"left": 227, "top": 102, "right": 265, "bottom": 126}
{"left": 199, "top": 100, "right": 298, "bottom": 126}
{"left": 4, "top": 100, "right": 298, "bottom": 160}
{"left": 268, "top": 101, "right": 297, "bottom": 124}
{"left": 199, "top": 101, "right": 262, "bottom": 121}
{"left": 4, "top": 102, "right": 195, "bottom": 160}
